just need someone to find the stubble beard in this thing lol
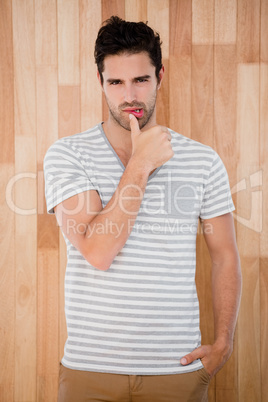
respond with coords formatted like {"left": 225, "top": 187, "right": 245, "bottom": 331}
{"left": 105, "top": 90, "right": 158, "bottom": 132}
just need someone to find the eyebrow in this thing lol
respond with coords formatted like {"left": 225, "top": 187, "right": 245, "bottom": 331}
{"left": 106, "top": 75, "right": 151, "bottom": 83}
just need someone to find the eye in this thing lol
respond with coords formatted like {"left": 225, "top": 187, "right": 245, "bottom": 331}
{"left": 136, "top": 78, "right": 148, "bottom": 83}
{"left": 110, "top": 80, "right": 121, "bottom": 85}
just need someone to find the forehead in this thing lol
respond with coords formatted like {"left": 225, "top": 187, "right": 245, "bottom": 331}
{"left": 102, "top": 52, "right": 155, "bottom": 79}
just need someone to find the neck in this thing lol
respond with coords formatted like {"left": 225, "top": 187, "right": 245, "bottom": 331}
{"left": 102, "top": 118, "right": 132, "bottom": 150}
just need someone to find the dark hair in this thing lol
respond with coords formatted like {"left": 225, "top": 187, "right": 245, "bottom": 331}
{"left": 94, "top": 16, "right": 162, "bottom": 84}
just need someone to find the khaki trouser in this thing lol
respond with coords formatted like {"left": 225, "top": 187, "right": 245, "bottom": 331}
{"left": 58, "top": 363, "right": 210, "bottom": 402}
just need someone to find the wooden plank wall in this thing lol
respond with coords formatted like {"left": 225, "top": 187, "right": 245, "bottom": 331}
{"left": 0, "top": 0, "right": 267, "bottom": 401}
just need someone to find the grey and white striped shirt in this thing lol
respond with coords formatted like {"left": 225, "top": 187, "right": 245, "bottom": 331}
{"left": 44, "top": 123, "right": 235, "bottom": 375}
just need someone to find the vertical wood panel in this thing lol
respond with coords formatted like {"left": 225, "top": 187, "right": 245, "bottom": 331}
{"left": 0, "top": 166, "right": 15, "bottom": 402}
{"left": 214, "top": 45, "right": 238, "bottom": 402}
{"left": 147, "top": 0, "right": 169, "bottom": 127}
{"left": 35, "top": 1, "right": 59, "bottom": 400}
{"left": 192, "top": 0, "right": 214, "bottom": 44}
{"left": 58, "top": 0, "right": 80, "bottom": 85}
{"left": 191, "top": 45, "right": 214, "bottom": 146}
{"left": 237, "top": 0, "right": 260, "bottom": 63}
{"left": 214, "top": 46, "right": 237, "bottom": 185}
{"left": 35, "top": 0, "right": 57, "bottom": 66}
{"left": 260, "top": 2, "right": 268, "bottom": 397}
{"left": 125, "top": 0, "right": 147, "bottom": 21}
{"left": 260, "top": 62, "right": 268, "bottom": 402}
{"left": 0, "top": 1, "right": 15, "bottom": 399}
{"left": 37, "top": 249, "right": 59, "bottom": 402}
{"left": 12, "top": 0, "right": 37, "bottom": 401}
{"left": 147, "top": 0, "right": 169, "bottom": 60}
{"left": 261, "top": 0, "right": 268, "bottom": 63}
{"left": 214, "top": 0, "right": 237, "bottom": 44}
{"left": 80, "top": 0, "right": 102, "bottom": 131}
{"left": 102, "top": 0, "right": 125, "bottom": 20}
{"left": 12, "top": 0, "right": 36, "bottom": 138}
{"left": 14, "top": 136, "right": 37, "bottom": 402}
{"left": 36, "top": 66, "right": 59, "bottom": 402}
{"left": 0, "top": 0, "right": 14, "bottom": 165}
{"left": 169, "top": 0, "right": 191, "bottom": 137}
{"left": 36, "top": 67, "right": 58, "bottom": 161}
{"left": 236, "top": 64, "right": 261, "bottom": 402}
{"left": 58, "top": 86, "right": 81, "bottom": 138}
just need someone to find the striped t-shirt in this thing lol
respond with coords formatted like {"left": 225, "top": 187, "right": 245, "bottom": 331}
{"left": 44, "top": 123, "right": 235, "bottom": 375}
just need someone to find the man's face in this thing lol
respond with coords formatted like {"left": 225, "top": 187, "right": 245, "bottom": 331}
{"left": 99, "top": 52, "right": 163, "bottom": 131}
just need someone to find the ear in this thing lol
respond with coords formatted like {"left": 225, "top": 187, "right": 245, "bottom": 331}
{"left": 157, "top": 65, "right": 165, "bottom": 90}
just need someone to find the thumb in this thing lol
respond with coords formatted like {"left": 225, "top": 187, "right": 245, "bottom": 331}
{"left": 180, "top": 346, "right": 204, "bottom": 366}
{"left": 129, "top": 113, "right": 140, "bottom": 136}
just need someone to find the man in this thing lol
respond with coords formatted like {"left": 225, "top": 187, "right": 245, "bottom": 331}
{"left": 44, "top": 16, "right": 241, "bottom": 402}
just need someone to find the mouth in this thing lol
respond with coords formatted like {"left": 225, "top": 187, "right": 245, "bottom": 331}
{"left": 122, "top": 108, "right": 144, "bottom": 119}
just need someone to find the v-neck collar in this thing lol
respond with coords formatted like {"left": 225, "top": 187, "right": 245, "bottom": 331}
{"left": 98, "top": 123, "right": 163, "bottom": 181}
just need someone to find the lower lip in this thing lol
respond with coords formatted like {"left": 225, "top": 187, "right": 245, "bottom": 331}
{"left": 124, "top": 109, "right": 144, "bottom": 119}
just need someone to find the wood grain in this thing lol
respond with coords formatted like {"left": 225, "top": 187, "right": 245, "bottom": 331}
{"left": 237, "top": 0, "right": 260, "bottom": 63}
{"left": 0, "top": 0, "right": 14, "bottom": 165}
{"left": 58, "top": 86, "right": 81, "bottom": 138}
{"left": 214, "top": 45, "right": 237, "bottom": 186}
{"left": 125, "top": 0, "right": 147, "bottom": 21}
{"left": 12, "top": 0, "right": 37, "bottom": 400}
{"left": 0, "top": 9, "right": 15, "bottom": 397}
{"left": 14, "top": 137, "right": 37, "bottom": 402}
{"left": 58, "top": 0, "right": 80, "bottom": 85}
{"left": 36, "top": 1, "right": 60, "bottom": 397}
{"left": 147, "top": 0, "right": 169, "bottom": 59}
{"left": 102, "top": 0, "right": 125, "bottom": 20}
{"left": 147, "top": 0, "right": 169, "bottom": 127}
{"left": 0, "top": 165, "right": 15, "bottom": 402}
{"left": 12, "top": 0, "right": 36, "bottom": 138}
{"left": 36, "top": 66, "right": 58, "bottom": 164}
{"left": 214, "top": 46, "right": 238, "bottom": 402}
{"left": 80, "top": 0, "right": 102, "bottom": 131}
{"left": 191, "top": 45, "right": 214, "bottom": 146}
{"left": 169, "top": 0, "right": 191, "bottom": 136}
{"left": 37, "top": 249, "right": 59, "bottom": 402}
{"left": 35, "top": 0, "right": 57, "bottom": 66}
{"left": 261, "top": 0, "right": 268, "bottom": 62}
{"left": 236, "top": 64, "right": 261, "bottom": 402}
{"left": 192, "top": 0, "right": 214, "bottom": 44}
{"left": 214, "top": 0, "right": 237, "bottom": 44}
{"left": 260, "top": 61, "right": 268, "bottom": 402}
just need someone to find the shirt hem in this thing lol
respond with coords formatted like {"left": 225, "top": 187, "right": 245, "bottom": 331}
{"left": 60, "top": 359, "right": 204, "bottom": 376}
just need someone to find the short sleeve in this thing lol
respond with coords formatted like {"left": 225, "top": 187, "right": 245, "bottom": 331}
{"left": 44, "top": 140, "right": 97, "bottom": 214}
{"left": 200, "top": 152, "right": 235, "bottom": 219}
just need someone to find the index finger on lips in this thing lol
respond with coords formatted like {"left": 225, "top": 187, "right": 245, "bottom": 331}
{"left": 129, "top": 113, "right": 141, "bottom": 136}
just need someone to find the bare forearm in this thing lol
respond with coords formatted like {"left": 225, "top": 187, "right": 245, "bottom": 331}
{"left": 180, "top": 213, "right": 242, "bottom": 376}
{"left": 212, "top": 254, "right": 242, "bottom": 348}
{"left": 83, "top": 157, "right": 149, "bottom": 269}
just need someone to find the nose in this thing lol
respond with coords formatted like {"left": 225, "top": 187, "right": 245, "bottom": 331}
{"left": 124, "top": 83, "right": 136, "bottom": 103}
